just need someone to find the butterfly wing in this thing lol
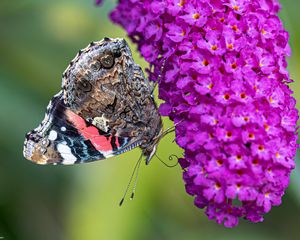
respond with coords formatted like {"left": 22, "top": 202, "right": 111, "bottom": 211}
{"left": 23, "top": 91, "right": 142, "bottom": 165}
{"left": 23, "top": 38, "right": 163, "bottom": 165}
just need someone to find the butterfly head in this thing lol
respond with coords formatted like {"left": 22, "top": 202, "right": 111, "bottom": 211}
{"left": 142, "top": 127, "right": 164, "bottom": 165}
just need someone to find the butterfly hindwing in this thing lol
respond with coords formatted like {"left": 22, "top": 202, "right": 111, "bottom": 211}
{"left": 23, "top": 38, "right": 163, "bottom": 165}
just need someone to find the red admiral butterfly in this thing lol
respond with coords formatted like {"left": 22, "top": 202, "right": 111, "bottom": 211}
{"left": 23, "top": 38, "right": 164, "bottom": 166}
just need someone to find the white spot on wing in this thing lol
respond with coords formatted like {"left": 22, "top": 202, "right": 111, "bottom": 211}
{"left": 48, "top": 130, "right": 58, "bottom": 141}
{"left": 23, "top": 140, "right": 35, "bottom": 159}
{"left": 61, "top": 126, "right": 66, "bottom": 132}
{"left": 93, "top": 116, "right": 109, "bottom": 132}
{"left": 57, "top": 143, "right": 77, "bottom": 165}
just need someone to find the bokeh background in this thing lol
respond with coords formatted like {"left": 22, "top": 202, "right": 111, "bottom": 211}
{"left": 0, "top": 0, "right": 300, "bottom": 239}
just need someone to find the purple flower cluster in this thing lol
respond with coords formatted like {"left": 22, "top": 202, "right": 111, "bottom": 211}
{"left": 98, "top": 0, "right": 299, "bottom": 227}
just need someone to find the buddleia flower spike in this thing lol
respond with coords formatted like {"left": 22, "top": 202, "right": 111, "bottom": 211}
{"left": 98, "top": 0, "right": 299, "bottom": 227}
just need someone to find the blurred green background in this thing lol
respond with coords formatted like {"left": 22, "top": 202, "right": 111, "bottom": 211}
{"left": 0, "top": 0, "right": 300, "bottom": 239}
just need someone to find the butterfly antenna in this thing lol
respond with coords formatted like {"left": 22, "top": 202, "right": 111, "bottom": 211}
{"left": 119, "top": 153, "right": 143, "bottom": 206}
{"left": 154, "top": 153, "right": 179, "bottom": 168}
{"left": 130, "top": 155, "right": 143, "bottom": 200}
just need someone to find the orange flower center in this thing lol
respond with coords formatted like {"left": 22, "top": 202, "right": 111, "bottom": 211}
{"left": 216, "top": 159, "right": 223, "bottom": 166}
{"left": 193, "top": 13, "right": 200, "bottom": 19}
{"left": 233, "top": 5, "right": 239, "bottom": 11}
{"left": 227, "top": 43, "right": 234, "bottom": 49}
{"left": 215, "top": 182, "right": 221, "bottom": 190}
{"left": 226, "top": 131, "right": 232, "bottom": 138}
{"left": 224, "top": 93, "right": 230, "bottom": 100}
{"left": 232, "top": 25, "right": 238, "bottom": 31}
{"left": 202, "top": 59, "right": 209, "bottom": 66}
{"left": 240, "top": 93, "right": 247, "bottom": 99}
{"left": 211, "top": 45, "right": 218, "bottom": 51}
{"left": 248, "top": 133, "right": 254, "bottom": 139}
{"left": 265, "top": 192, "right": 270, "bottom": 198}
{"left": 178, "top": 0, "right": 186, "bottom": 7}
{"left": 258, "top": 145, "right": 264, "bottom": 151}
{"left": 264, "top": 123, "right": 270, "bottom": 131}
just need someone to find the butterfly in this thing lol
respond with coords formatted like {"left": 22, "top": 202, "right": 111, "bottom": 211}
{"left": 23, "top": 38, "right": 165, "bottom": 166}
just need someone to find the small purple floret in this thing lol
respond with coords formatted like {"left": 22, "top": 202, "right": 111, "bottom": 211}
{"left": 95, "top": 0, "right": 103, "bottom": 6}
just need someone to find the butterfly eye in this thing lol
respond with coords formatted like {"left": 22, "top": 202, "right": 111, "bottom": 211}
{"left": 78, "top": 79, "right": 92, "bottom": 92}
{"left": 100, "top": 53, "right": 114, "bottom": 69}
